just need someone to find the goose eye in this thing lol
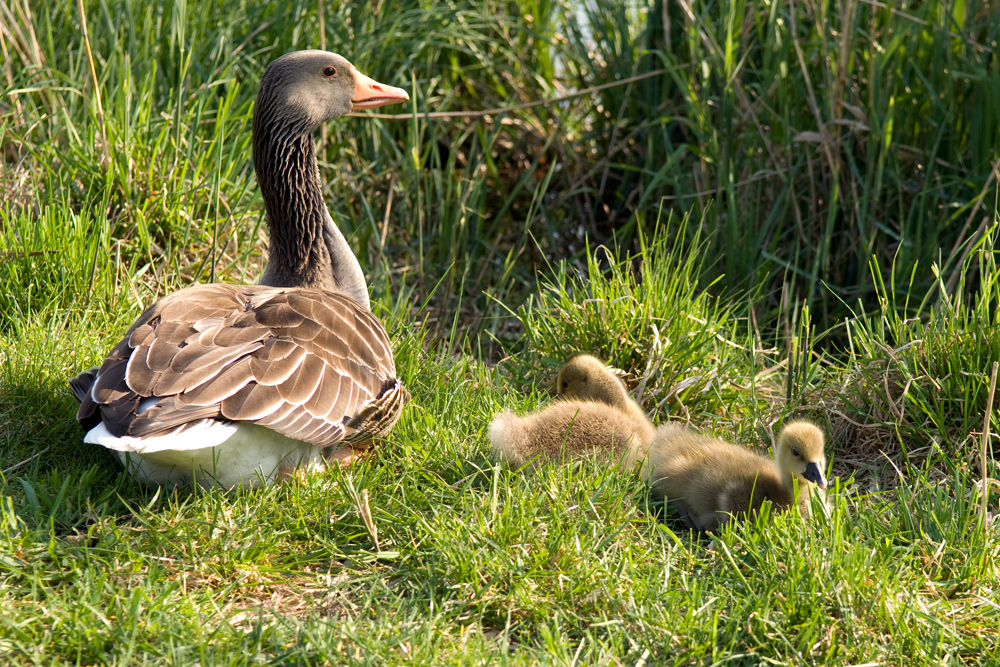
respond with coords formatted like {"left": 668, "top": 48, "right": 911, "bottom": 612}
{"left": 791, "top": 448, "right": 801, "bottom": 458}
{"left": 562, "top": 381, "right": 569, "bottom": 389}
{"left": 323, "top": 66, "right": 337, "bottom": 78}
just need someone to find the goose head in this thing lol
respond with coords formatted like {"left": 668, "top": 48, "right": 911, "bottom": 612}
{"left": 555, "top": 355, "right": 630, "bottom": 407}
{"left": 774, "top": 420, "right": 828, "bottom": 491}
{"left": 256, "top": 51, "right": 408, "bottom": 129}
{"left": 251, "top": 51, "right": 408, "bottom": 303}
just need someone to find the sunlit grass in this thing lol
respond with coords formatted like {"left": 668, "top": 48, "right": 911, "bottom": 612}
{"left": 3, "top": 0, "right": 996, "bottom": 333}
{"left": 0, "top": 0, "right": 999, "bottom": 664}
{"left": 3, "top": 221, "right": 998, "bottom": 664}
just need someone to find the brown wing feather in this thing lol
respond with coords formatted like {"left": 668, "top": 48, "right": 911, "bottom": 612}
{"left": 126, "top": 397, "right": 223, "bottom": 436}
{"left": 92, "top": 358, "right": 131, "bottom": 404}
{"left": 175, "top": 355, "right": 257, "bottom": 406}
{"left": 170, "top": 338, "right": 260, "bottom": 373}
{"left": 250, "top": 342, "right": 307, "bottom": 385}
{"left": 72, "top": 283, "right": 407, "bottom": 448}
{"left": 221, "top": 382, "right": 286, "bottom": 421}
{"left": 70, "top": 367, "right": 101, "bottom": 429}
{"left": 275, "top": 354, "right": 326, "bottom": 405}
{"left": 304, "top": 368, "right": 341, "bottom": 417}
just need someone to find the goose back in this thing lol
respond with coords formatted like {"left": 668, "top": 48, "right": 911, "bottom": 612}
{"left": 75, "top": 283, "right": 408, "bottom": 448}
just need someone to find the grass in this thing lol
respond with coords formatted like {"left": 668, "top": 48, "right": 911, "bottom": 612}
{"left": 1, "top": 0, "right": 1000, "bottom": 663}
{"left": 4, "top": 0, "right": 998, "bottom": 334}
{"left": 2, "top": 221, "right": 998, "bottom": 664}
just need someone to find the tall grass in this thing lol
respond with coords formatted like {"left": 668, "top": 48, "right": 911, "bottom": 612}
{"left": 507, "top": 216, "right": 754, "bottom": 424}
{"left": 3, "top": 0, "right": 996, "bottom": 337}
{"left": 626, "top": 0, "right": 1000, "bottom": 328}
{"left": 838, "top": 225, "right": 1000, "bottom": 464}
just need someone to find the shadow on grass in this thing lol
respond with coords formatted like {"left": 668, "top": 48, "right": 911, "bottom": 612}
{"left": 0, "top": 377, "right": 142, "bottom": 532}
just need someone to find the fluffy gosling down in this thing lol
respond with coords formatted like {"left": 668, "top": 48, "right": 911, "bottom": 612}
{"left": 644, "top": 420, "right": 828, "bottom": 532}
{"left": 555, "top": 355, "right": 651, "bottom": 430}
{"left": 490, "top": 355, "right": 653, "bottom": 467}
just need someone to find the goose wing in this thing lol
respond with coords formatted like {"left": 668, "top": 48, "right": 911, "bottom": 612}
{"left": 74, "top": 283, "right": 408, "bottom": 447}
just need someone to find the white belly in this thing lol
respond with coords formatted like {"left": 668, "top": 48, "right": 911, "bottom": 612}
{"left": 84, "top": 419, "right": 324, "bottom": 489}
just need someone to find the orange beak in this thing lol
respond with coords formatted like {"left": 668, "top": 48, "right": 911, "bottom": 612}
{"left": 351, "top": 70, "right": 409, "bottom": 110}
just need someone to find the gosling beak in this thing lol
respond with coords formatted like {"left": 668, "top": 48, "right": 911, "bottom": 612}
{"left": 352, "top": 70, "right": 409, "bottom": 110}
{"left": 802, "top": 462, "right": 828, "bottom": 490}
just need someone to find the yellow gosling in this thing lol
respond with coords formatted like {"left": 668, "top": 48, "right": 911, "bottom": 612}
{"left": 555, "top": 354, "right": 654, "bottom": 445}
{"left": 643, "top": 420, "right": 828, "bottom": 532}
{"left": 490, "top": 400, "right": 653, "bottom": 468}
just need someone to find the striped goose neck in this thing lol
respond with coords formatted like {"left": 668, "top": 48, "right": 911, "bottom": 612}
{"left": 251, "top": 92, "right": 369, "bottom": 309}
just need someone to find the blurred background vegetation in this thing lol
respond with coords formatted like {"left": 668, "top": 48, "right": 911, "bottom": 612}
{"left": 1, "top": 0, "right": 1000, "bottom": 464}
{"left": 3, "top": 0, "right": 997, "bottom": 344}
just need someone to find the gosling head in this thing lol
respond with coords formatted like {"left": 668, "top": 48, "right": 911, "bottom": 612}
{"left": 255, "top": 50, "right": 409, "bottom": 129}
{"left": 555, "top": 355, "right": 629, "bottom": 406}
{"left": 774, "top": 420, "right": 828, "bottom": 490}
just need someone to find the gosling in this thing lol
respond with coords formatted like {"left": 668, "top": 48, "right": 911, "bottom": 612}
{"left": 555, "top": 354, "right": 651, "bottom": 433}
{"left": 643, "top": 420, "right": 828, "bottom": 532}
{"left": 490, "top": 355, "right": 654, "bottom": 467}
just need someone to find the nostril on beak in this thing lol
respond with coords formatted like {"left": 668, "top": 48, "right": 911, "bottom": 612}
{"left": 372, "top": 84, "right": 383, "bottom": 91}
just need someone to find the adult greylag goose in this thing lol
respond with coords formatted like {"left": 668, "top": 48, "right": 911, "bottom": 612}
{"left": 69, "top": 51, "right": 411, "bottom": 488}
{"left": 643, "top": 420, "right": 828, "bottom": 532}
{"left": 490, "top": 355, "right": 653, "bottom": 467}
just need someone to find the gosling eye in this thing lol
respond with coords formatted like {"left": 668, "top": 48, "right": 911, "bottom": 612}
{"left": 323, "top": 65, "right": 338, "bottom": 78}
{"left": 561, "top": 381, "right": 569, "bottom": 389}
{"left": 791, "top": 448, "right": 801, "bottom": 458}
